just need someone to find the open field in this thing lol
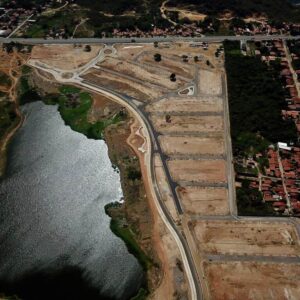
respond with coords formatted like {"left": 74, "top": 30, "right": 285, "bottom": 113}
{"left": 98, "top": 57, "right": 188, "bottom": 90}
{"left": 82, "top": 69, "right": 162, "bottom": 101}
{"left": 177, "top": 187, "right": 229, "bottom": 215}
{"left": 192, "top": 220, "right": 300, "bottom": 256}
{"left": 31, "top": 44, "right": 103, "bottom": 70}
{"left": 168, "top": 159, "right": 227, "bottom": 183}
{"left": 151, "top": 115, "right": 223, "bottom": 133}
{"left": 159, "top": 136, "right": 224, "bottom": 156}
{"left": 204, "top": 261, "right": 300, "bottom": 300}
{"left": 146, "top": 97, "right": 224, "bottom": 113}
{"left": 139, "top": 54, "right": 195, "bottom": 79}
{"left": 199, "top": 69, "right": 223, "bottom": 95}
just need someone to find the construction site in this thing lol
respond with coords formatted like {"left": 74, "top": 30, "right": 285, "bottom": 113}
{"left": 19, "top": 40, "right": 300, "bottom": 299}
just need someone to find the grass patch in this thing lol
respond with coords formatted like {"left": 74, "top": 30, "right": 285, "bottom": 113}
{"left": 105, "top": 203, "right": 153, "bottom": 272}
{"left": 44, "top": 85, "right": 126, "bottom": 139}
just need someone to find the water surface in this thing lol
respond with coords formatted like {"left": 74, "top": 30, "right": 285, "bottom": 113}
{"left": 0, "top": 102, "right": 143, "bottom": 299}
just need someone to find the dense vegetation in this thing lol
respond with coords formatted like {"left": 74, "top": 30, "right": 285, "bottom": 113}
{"left": 0, "top": 71, "right": 12, "bottom": 87}
{"left": 167, "top": 0, "right": 300, "bottom": 22}
{"left": 18, "top": 66, "right": 41, "bottom": 105}
{"left": 0, "top": 101, "right": 19, "bottom": 140}
{"left": 224, "top": 41, "right": 297, "bottom": 156}
{"left": 224, "top": 41, "right": 296, "bottom": 216}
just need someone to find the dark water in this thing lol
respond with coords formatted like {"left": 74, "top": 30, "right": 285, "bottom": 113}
{"left": 0, "top": 102, "right": 144, "bottom": 300}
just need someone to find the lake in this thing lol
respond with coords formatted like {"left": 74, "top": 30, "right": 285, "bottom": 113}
{"left": 0, "top": 101, "right": 144, "bottom": 300}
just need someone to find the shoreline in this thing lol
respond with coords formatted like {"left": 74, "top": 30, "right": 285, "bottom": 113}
{"left": 0, "top": 104, "right": 24, "bottom": 178}
{"left": 28, "top": 76, "right": 161, "bottom": 298}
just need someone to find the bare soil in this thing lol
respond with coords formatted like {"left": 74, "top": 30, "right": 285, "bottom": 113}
{"left": 192, "top": 220, "right": 300, "bottom": 256}
{"left": 199, "top": 69, "right": 223, "bottom": 95}
{"left": 159, "top": 136, "right": 225, "bottom": 156}
{"left": 204, "top": 261, "right": 300, "bottom": 300}
{"left": 151, "top": 115, "right": 224, "bottom": 133}
{"left": 146, "top": 97, "right": 224, "bottom": 113}
{"left": 98, "top": 57, "right": 188, "bottom": 90}
{"left": 168, "top": 159, "right": 227, "bottom": 183}
{"left": 31, "top": 44, "right": 103, "bottom": 70}
{"left": 82, "top": 69, "right": 162, "bottom": 100}
{"left": 177, "top": 187, "right": 229, "bottom": 215}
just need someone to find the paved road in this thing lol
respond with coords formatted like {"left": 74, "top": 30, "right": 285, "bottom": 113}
{"left": 1, "top": 34, "right": 300, "bottom": 45}
{"left": 79, "top": 80, "right": 202, "bottom": 300}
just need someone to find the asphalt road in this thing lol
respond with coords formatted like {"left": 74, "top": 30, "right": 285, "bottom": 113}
{"left": 80, "top": 80, "right": 202, "bottom": 299}
{"left": 1, "top": 34, "right": 300, "bottom": 45}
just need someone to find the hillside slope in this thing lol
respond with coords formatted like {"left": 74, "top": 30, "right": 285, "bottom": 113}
{"left": 167, "top": 0, "right": 300, "bottom": 21}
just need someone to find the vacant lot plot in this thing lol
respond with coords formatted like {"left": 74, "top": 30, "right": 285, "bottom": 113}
{"left": 114, "top": 44, "right": 152, "bottom": 61}
{"left": 31, "top": 44, "right": 102, "bottom": 70}
{"left": 146, "top": 97, "right": 223, "bottom": 113}
{"left": 168, "top": 159, "right": 226, "bottom": 183}
{"left": 82, "top": 69, "right": 162, "bottom": 101}
{"left": 177, "top": 187, "right": 229, "bottom": 215}
{"left": 199, "top": 69, "right": 222, "bottom": 96}
{"left": 159, "top": 136, "right": 224, "bottom": 156}
{"left": 139, "top": 54, "right": 195, "bottom": 79}
{"left": 193, "top": 220, "right": 300, "bottom": 256}
{"left": 98, "top": 57, "right": 187, "bottom": 90}
{"left": 204, "top": 261, "right": 300, "bottom": 300}
{"left": 151, "top": 115, "right": 223, "bottom": 133}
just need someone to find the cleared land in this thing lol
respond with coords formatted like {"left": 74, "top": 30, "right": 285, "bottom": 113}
{"left": 139, "top": 54, "right": 195, "bottom": 79}
{"left": 199, "top": 69, "right": 222, "bottom": 95}
{"left": 177, "top": 186, "right": 229, "bottom": 215}
{"left": 159, "top": 136, "right": 224, "bottom": 156}
{"left": 151, "top": 115, "right": 223, "bottom": 133}
{"left": 146, "top": 97, "right": 223, "bottom": 113}
{"left": 168, "top": 159, "right": 227, "bottom": 183}
{"left": 82, "top": 69, "right": 162, "bottom": 100}
{"left": 31, "top": 44, "right": 103, "bottom": 70}
{"left": 193, "top": 220, "right": 300, "bottom": 256}
{"left": 98, "top": 57, "right": 188, "bottom": 90}
{"left": 204, "top": 261, "right": 300, "bottom": 300}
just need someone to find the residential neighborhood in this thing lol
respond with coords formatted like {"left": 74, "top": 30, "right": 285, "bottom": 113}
{"left": 234, "top": 38, "right": 300, "bottom": 216}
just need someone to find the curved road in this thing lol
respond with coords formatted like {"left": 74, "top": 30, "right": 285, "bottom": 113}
{"left": 78, "top": 81, "right": 202, "bottom": 300}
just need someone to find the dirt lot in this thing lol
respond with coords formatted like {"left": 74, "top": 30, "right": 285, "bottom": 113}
{"left": 177, "top": 187, "right": 229, "bottom": 215}
{"left": 98, "top": 57, "right": 188, "bottom": 90}
{"left": 146, "top": 97, "right": 223, "bottom": 113}
{"left": 199, "top": 69, "right": 223, "bottom": 95}
{"left": 192, "top": 220, "right": 300, "bottom": 256}
{"left": 204, "top": 261, "right": 300, "bottom": 300}
{"left": 139, "top": 54, "right": 195, "bottom": 79}
{"left": 159, "top": 136, "right": 224, "bottom": 156}
{"left": 31, "top": 44, "right": 103, "bottom": 70}
{"left": 151, "top": 115, "right": 223, "bottom": 133}
{"left": 168, "top": 159, "right": 227, "bottom": 183}
{"left": 82, "top": 69, "right": 162, "bottom": 101}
